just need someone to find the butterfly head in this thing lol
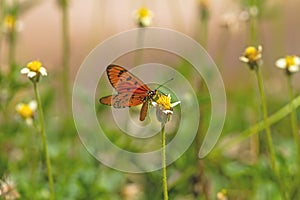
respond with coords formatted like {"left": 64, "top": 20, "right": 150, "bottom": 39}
{"left": 148, "top": 90, "right": 158, "bottom": 99}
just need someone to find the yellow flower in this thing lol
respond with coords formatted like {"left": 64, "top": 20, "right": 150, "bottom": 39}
{"left": 3, "top": 15, "right": 16, "bottom": 31}
{"left": 152, "top": 93, "right": 180, "bottom": 123}
{"left": 217, "top": 189, "right": 228, "bottom": 200}
{"left": 239, "top": 45, "right": 262, "bottom": 69}
{"left": 2, "top": 14, "right": 23, "bottom": 33}
{"left": 21, "top": 60, "right": 47, "bottom": 80}
{"left": 133, "top": 7, "right": 153, "bottom": 27}
{"left": 16, "top": 100, "right": 37, "bottom": 125}
{"left": 275, "top": 55, "right": 300, "bottom": 75}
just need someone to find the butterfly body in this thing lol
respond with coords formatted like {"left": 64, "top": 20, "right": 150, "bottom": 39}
{"left": 100, "top": 64, "right": 158, "bottom": 121}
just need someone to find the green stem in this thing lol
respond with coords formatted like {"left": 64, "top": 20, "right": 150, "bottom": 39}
{"left": 33, "top": 82, "right": 54, "bottom": 200}
{"left": 161, "top": 123, "right": 168, "bottom": 200}
{"left": 200, "top": 10, "right": 208, "bottom": 48}
{"left": 287, "top": 75, "right": 299, "bottom": 159}
{"left": 133, "top": 28, "right": 145, "bottom": 66}
{"left": 220, "top": 94, "right": 300, "bottom": 148}
{"left": 0, "top": 4, "right": 3, "bottom": 69}
{"left": 249, "top": 0, "right": 258, "bottom": 44}
{"left": 249, "top": 15, "right": 257, "bottom": 44}
{"left": 61, "top": 1, "right": 71, "bottom": 113}
{"left": 248, "top": 0, "right": 259, "bottom": 163}
{"left": 0, "top": 31, "right": 3, "bottom": 71}
{"left": 255, "top": 68, "right": 278, "bottom": 175}
{"left": 8, "top": 29, "right": 17, "bottom": 71}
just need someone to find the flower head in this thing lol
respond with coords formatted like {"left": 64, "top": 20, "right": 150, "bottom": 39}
{"left": 217, "top": 189, "right": 228, "bottom": 200}
{"left": 152, "top": 93, "right": 180, "bottom": 123}
{"left": 3, "top": 15, "right": 16, "bottom": 32}
{"left": 220, "top": 10, "right": 250, "bottom": 33}
{"left": 121, "top": 183, "right": 141, "bottom": 200}
{"left": 0, "top": 177, "right": 20, "bottom": 200}
{"left": 15, "top": 100, "right": 37, "bottom": 125}
{"left": 275, "top": 55, "right": 300, "bottom": 75}
{"left": 239, "top": 45, "right": 262, "bottom": 70}
{"left": 133, "top": 7, "right": 153, "bottom": 27}
{"left": 21, "top": 60, "right": 47, "bottom": 81}
{"left": 2, "top": 14, "right": 23, "bottom": 34}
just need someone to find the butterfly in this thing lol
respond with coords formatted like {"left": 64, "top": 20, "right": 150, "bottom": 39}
{"left": 99, "top": 64, "right": 158, "bottom": 121}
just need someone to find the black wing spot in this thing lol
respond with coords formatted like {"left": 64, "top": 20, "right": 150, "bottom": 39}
{"left": 107, "top": 65, "right": 113, "bottom": 70}
{"left": 118, "top": 69, "right": 127, "bottom": 77}
{"left": 134, "top": 81, "right": 138, "bottom": 85}
{"left": 126, "top": 76, "right": 132, "bottom": 81}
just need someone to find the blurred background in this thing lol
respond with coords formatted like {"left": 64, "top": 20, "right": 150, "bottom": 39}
{"left": 1, "top": 0, "right": 300, "bottom": 88}
{"left": 1, "top": 0, "right": 300, "bottom": 199}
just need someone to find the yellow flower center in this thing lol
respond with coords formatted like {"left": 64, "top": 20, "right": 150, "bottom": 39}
{"left": 285, "top": 55, "right": 296, "bottom": 67}
{"left": 244, "top": 46, "right": 259, "bottom": 61}
{"left": 27, "top": 61, "right": 42, "bottom": 72}
{"left": 4, "top": 15, "right": 16, "bottom": 30}
{"left": 155, "top": 94, "right": 172, "bottom": 110}
{"left": 17, "top": 104, "right": 34, "bottom": 119}
{"left": 138, "top": 7, "right": 150, "bottom": 18}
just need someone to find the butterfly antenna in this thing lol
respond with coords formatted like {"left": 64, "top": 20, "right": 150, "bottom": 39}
{"left": 155, "top": 78, "right": 174, "bottom": 90}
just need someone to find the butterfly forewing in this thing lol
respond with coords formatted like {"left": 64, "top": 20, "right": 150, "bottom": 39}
{"left": 106, "top": 65, "right": 151, "bottom": 93}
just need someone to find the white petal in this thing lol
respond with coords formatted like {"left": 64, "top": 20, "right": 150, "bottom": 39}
{"left": 239, "top": 56, "right": 249, "bottom": 63}
{"left": 28, "top": 100, "right": 37, "bottom": 111}
{"left": 39, "top": 67, "right": 47, "bottom": 76}
{"left": 151, "top": 101, "right": 158, "bottom": 107}
{"left": 257, "top": 45, "right": 263, "bottom": 52}
{"left": 171, "top": 101, "right": 181, "bottom": 108}
{"left": 288, "top": 65, "right": 299, "bottom": 73}
{"left": 25, "top": 118, "right": 33, "bottom": 126}
{"left": 20, "top": 68, "right": 30, "bottom": 74}
{"left": 256, "top": 54, "right": 262, "bottom": 60}
{"left": 275, "top": 58, "right": 287, "bottom": 69}
{"left": 15, "top": 103, "right": 23, "bottom": 111}
{"left": 140, "top": 17, "right": 152, "bottom": 27}
{"left": 294, "top": 56, "right": 300, "bottom": 65}
{"left": 27, "top": 71, "right": 37, "bottom": 78}
{"left": 163, "top": 110, "right": 173, "bottom": 114}
{"left": 15, "top": 21, "right": 24, "bottom": 32}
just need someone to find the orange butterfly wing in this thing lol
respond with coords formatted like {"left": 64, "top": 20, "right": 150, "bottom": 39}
{"left": 100, "top": 64, "right": 151, "bottom": 109}
{"left": 100, "top": 93, "right": 147, "bottom": 108}
{"left": 106, "top": 65, "right": 151, "bottom": 94}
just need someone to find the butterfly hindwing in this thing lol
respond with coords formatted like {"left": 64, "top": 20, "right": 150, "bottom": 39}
{"left": 99, "top": 92, "right": 147, "bottom": 108}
